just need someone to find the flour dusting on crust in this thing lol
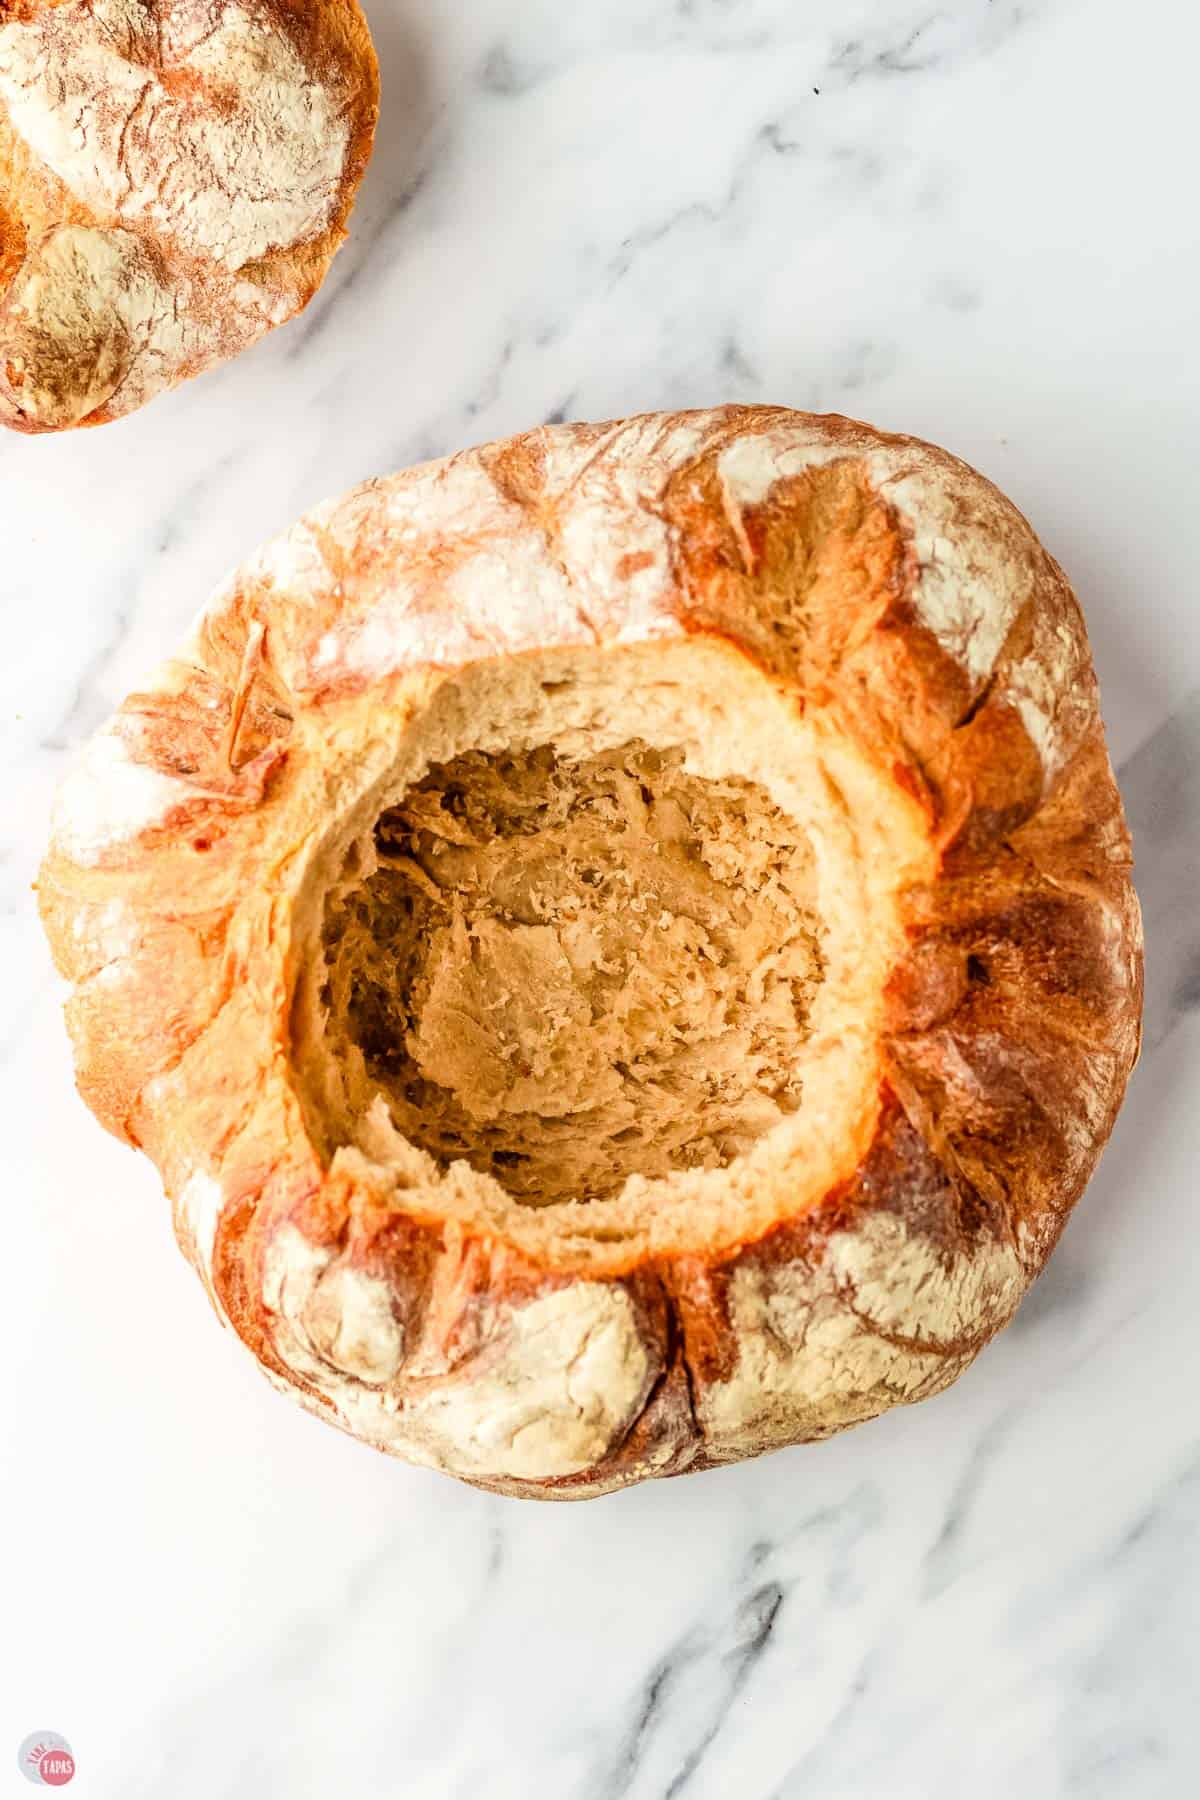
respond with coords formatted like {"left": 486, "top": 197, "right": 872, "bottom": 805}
{"left": 52, "top": 725, "right": 197, "bottom": 866}
{"left": 0, "top": 0, "right": 349, "bottom": 267}
{"left": 0, "top": 0, "right": 377, "bottom": 429}
{"left": 261, "top": 1223, "right": 650, "bottom": 1480}
{"left": 701, "top": 1212, "right": 1024, "bottom": 1457}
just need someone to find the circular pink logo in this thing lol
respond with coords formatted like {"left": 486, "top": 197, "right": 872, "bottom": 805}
{"left": 16, "top": 1734, "right": 75, "bottom": 1787}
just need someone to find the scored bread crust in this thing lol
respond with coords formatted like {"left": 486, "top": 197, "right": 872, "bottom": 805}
{"left": 0, "top": 0, "right": 378, "bottom": 432}
{"left": 38, "top": 406, "right": 1143, "bottom": 1498}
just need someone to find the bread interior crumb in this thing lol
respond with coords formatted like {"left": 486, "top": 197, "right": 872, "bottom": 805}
{"left": 321, "top": 741, "right": 824, "bottom": 1206}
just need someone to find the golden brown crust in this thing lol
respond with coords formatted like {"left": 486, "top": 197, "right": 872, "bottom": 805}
{"left": 0, "top": 0, "right": 378, "bottom": 431}
{"left": 39, "top": 406, "right": 1143, "bottom": 1497}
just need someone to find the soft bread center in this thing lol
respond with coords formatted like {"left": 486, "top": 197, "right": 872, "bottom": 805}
{"left": 321, "top": 741, "right": 825, "bottom": 1206}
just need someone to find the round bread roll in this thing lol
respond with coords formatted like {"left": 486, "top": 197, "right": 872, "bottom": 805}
{"left": 39, "top": 407, "right": 1143, "bottom": 1498}
{"left": 0, "top": 0, "right": 378, "bottom": 432}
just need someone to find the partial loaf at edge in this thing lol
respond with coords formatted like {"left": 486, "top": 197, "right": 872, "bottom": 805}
{"left": 0, "top": 0, "right": 378, "bottom": 431}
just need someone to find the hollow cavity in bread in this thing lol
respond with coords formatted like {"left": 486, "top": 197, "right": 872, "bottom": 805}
{"left": 287, "top": 637, "right": 926, "bottom": 1267}
{"left": 321, "top": 740, "right": 824, "bottom": 1206}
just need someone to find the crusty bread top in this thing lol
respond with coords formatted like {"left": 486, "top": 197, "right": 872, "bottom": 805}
{"left": 0, "top": 0, "right": 378, "bottom": 430}
{"left": 37, "top": 408, "right": 1144, "bottom": 1494}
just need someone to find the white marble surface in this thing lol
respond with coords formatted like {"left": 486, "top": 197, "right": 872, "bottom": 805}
{"left": 4, "top": 2, "right": 1199, "bottom": 1795}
